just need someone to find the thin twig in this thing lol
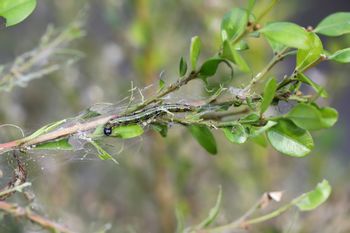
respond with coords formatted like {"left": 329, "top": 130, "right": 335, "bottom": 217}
{"left": 0, "top": 201, "right": 76, "bottom": 233}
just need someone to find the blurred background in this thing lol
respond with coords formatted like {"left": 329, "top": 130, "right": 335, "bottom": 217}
{"left": 0, "top": 0, "right": 349, "bottom": 232}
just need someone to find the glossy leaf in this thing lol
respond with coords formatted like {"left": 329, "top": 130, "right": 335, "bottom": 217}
{"left": 296, "top": 32, "right": 323, "bottom": 72}
{"left": 297, "top": 73, "right": 328, "bottom": 98}
{"left": 267, "top": 119, "right": 314, "bottom": 157}
{"left": 222, "top": 40, "right": 250, "bottom": 73}
{"left": 34, "top": 138, "right": 72, "bottom": 150}
{"left": 199, "top": 57, "right": 233, "bottom": 78}
{"left": 314, "top": 12, "right": 350, "bottom": 36}
{"left": 151, "top": 123, "right": 168, "bottom": 137}
{"left": 287, "top": 103, "right": 337, "bottom": 130}
{"left": 159, "top": 79, "right": 165, "bottom": 90}
{"left": 260, "top": 22, "right": 310, "bottom": 49}
{"left": 179, "top": 57, "right": 188, "bottom": 76}
{"left": 0, "top": 0, "right": 36, "bottom": 27}
{"left": 190, "top": 36, "right": 201, "bottom": 70}
{"left": 188, "top": 125, "right": 217, "bottom": 155}
{"left": 250, "top": 133, "right": 268, "bottom": 147}
{"left": 328, "top": 48, "right": 350, "bottom": 63}
{"left": 318, "top": 106, "right": 339, "bottom": 128}
{"left": 90, "top": 141, "right": 118, "bottom": 164}
{"left": 221, "top": 8, "right": 248, "bottom": 41}
{"left": 260, "top": 77, "right": 277, "bottom": 114}
{"left": 265, "top": 36, "right": 286, "bottom": 52}
{"left": 295, "top": 180, "right": 331, "bottom": 211}
{"left": 222, "top": 123, "right": 247, "bottom": 144}
{"left": 112, "top": 124, "right": 144, "bottom": 139}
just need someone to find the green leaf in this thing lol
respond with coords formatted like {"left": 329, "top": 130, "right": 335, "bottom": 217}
{"left": 239, "top": 113, "right": 260, "bottom": 124}
{"left": 296, "top": 32, "right": 323, "bottom": 72}
{"left": 221, "top": 8, "right": 248, "bottom": 41}
{"left": 0, "top": 0, "right": 36, "bottom": 27}
{"left": 151, "top": 123, "right": 168, "bottom": 137}
{"left": 188, "top": 125, "right": 217, "bottom": 155}
{"left": 34, "top": 138, "right": 73, "bottom": 150}
{"left": 260, "top": 22, "right": 310, "bottom": 49}
{"left": 179, "top": 57, "right": 188, "bottom": 76}
{"left": 260, "top": 77, "right": 277, "bottom": 114}
{"left": 328, "top": 48, "right": 350, "bottom": 63}
{"left": 195, "top": 186, "right": 222, "bottom": 229}
{"left": 90, "top": 141, "right": 118, "bottom": 164}
{"left": 159, "top": 79, "right": 165, "bottom": 90}
{"left": 297, "top": 73, "right": 328, "bottom": 98}
{"left": 26, "top": 119, "right": 66, "bottom": 141}
{"left": 222, "top": 40, "right": 250, "bottom": 73}
{"left": 265, "top": 36, "right": 287, "bottom": 53}
{"left": 222, "top": 123, "right": 247, "bottom": 144}
{"left": 249, "top": 121, "right": 277, "bottom": 137}
{"left": 190, "top": 36, "right": 201, "bottom": 70}
{"left": 295, "top": 180, "right": 331, "bottom": 211}
{"left": 286, "top": 103, "right": 337, "bottom": 130}
{"left": 267, "top": 119, "right": 314, "bottom": 157}
{"left": 112, "top": 124, "right": 144, "bottom": 139}
{"left": 314, "top": 12, "right": 350, "bottom": 36}
{"left": 250, "top": 133, "right": 268, "bottom": 147}
{"left": 318, "top": 106, "right": 338, "bottom": 128}
{"left": 199, "top": 57, "right": 233, "bottom": 78}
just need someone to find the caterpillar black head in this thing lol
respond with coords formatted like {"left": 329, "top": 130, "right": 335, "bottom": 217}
{"left": 103, "top": 124, "right": 112, "bottom": 136}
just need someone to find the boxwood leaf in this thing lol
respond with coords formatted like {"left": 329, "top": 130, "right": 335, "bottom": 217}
{"left": 267, "top": 119, "right": 314, "bottom": 157}
{"left": 34, "top": 138, "right": 73, "bottom": 150}
{"left": 286, "top": 103, "right": 337, "bottom": 130}
{"left": 314, "top": 12, "right": 350, "bottom": 36}
{"left": 222, "top": 40, "right": 250, "bottom": 73}
{"left": 179, "top": 57, "right": 188, "bottom": 76}
{"left": 328, "top": 48, "right": 350, "bottom": 63}
{"left": 260, "top": 22, "right": 310, "bottom": 49}
{"left": 222, "top": 123, "right": 247, "bottom": 144}
{"left": 297, "top": 73, "right": 328, "bottom": 98}
{"left": 0, "top": 0, "right": 36, "bottom": 27}
{"left": 188, "top": 125, "right": 217, "bottom": 155}
{"left": 260, "top": 77, "right": 277, "bottom": 114}
{"left": 221, "top": 8, "right": 248, "bottom": 41}
{"left": 296, "top": 32, "right": 323, "bottom": 72}
{"left": 295, "top": 180, "right": 331, "bottom": 211}
{"left": 112, "top": 124, "right": 144, "bottom": 139}
{"left": 190, "top": 36, "right": 201, "bottom": 70}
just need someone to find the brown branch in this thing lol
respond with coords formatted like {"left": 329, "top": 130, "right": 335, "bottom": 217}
{"left": 0, "top": 201, "right": 76, "bottom": 233}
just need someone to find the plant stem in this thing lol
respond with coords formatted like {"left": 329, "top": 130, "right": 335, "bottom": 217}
{"left": 0, "top": 201, "right": 76, "bottom": 233}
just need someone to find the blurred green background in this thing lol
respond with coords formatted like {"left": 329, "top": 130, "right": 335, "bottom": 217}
{"left": 0, "top": 0, "right": 349, "bottom": 232}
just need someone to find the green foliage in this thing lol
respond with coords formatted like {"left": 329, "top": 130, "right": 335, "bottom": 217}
{"left": 179, "top": 57, "right": 188, "bottom": 77}
{"left": 260, "top": 77, "right": 277, "bottom": 114}
{"left": 190, "top": 36, "right": 201, "bottom": 70}
{"left": 90, "top": 141, "right": 118, "bottom": 164}
{"left": 34, "top": 138, "right": 72, "bottom": 150}
{"left": 286, "top": 103, "right": 338, "bottom": 130}
{"left": 260, "top": 22, "right": 310, "bottom": 49}
{"left": 222, "top": 123, "right": 248, "bottom": 144}
{"left": 295, "top": 180, "right": 331, "bottom": 211}
{"left": 188, "top": 125, "right": 217, "bottom": 155}
{"left": 220, "top": 8, "right": 248, "bottom": 41}
{"left": 297, "top": 73, "right": 328, "bottom": 98}
{"left": 267, "top": 119, "right": 314, "bottom": 157}
{"left": 314, "top": 12, "right": 350, "bottom": 36}
{"left": 296, "top": 32, "right": 323, "bottom": 72}
{"left": 0, "top": 0, "right": 36, "bottom": 27}
{"left": 111, "top": 125, "right": 144, "bottom": 138}
{"left": 328, "top": 48, "right": 350, "bottom": 63}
